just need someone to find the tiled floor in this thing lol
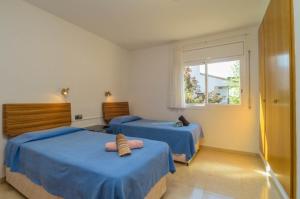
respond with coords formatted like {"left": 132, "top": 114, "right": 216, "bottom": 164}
{"left": 164, "top": 148, "right": 282, "bottom": 199}
{"left": 0, "top": 148, "right": 282, "bottom": 199}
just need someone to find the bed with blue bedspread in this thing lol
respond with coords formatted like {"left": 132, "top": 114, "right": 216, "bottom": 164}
{"left": 107, "top": 116, "right": 204, "bottom": 162}
{"left": 5, "top": 127, "right": 175, "bottom": 199}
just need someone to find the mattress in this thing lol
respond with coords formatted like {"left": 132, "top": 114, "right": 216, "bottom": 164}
{"left": 6, "top": 167, "right": 167, "bottom": 199}
{"left": 5, "top": 127, "right": 175, "bottom": 199}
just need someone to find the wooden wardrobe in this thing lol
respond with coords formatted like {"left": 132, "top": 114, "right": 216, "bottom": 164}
{"left": 259, "top": 0, "right": 295, "bottom": 198}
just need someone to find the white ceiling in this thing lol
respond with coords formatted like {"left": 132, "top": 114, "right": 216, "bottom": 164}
{"left": 25, "top": 0, "right": 269, "bottom": 50}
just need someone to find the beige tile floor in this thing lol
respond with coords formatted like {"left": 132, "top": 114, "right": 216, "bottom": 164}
{"left": 0, "top": 148, "right": 282, "bottom": 199}
{"left": 164, "top": 148, "right": 282, "bottom": 199}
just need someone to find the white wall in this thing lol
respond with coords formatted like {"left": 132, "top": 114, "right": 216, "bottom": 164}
{"left": 294, "top": 0, "right": 299, "bottom": 197}
{"left": 129, "top": 27, "right": 260, "bottom": 153}
{"left": 0, "top": 0, "right": 130, "bottom": 178}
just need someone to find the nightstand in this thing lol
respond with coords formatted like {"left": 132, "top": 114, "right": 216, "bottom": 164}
{"left": 85, "top": 125, "right": 108, "bottom": 133}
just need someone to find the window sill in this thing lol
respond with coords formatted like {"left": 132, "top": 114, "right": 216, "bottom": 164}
{"left": 184, "top": 104, "right": 206, "bottom": 110}
{"left": 183, "top": 104, "right": 245, "bottom": 110}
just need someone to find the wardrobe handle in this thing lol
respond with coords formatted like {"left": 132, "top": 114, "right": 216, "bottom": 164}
{"left": 273, "top": 99, "right": 278, "bottom": 104}
{"left": 248, "top": 50, "right": 251, "bottom": 109}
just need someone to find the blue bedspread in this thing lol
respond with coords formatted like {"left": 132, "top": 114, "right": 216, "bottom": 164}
{"left": 5, "top": 127, "right": 175, "bottom": 199}
{"left": 108, "top": 118, "right": 204, "bottom": 161}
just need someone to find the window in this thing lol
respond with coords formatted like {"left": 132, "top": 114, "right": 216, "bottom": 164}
{"left": 184, "top": 64, "right": 206, "bottom": 105}
{"left": 184, "top": 59, "right": 241, "bottom": 106}
{"left": 169, "top": 40, "right": 245, "bottom": 109}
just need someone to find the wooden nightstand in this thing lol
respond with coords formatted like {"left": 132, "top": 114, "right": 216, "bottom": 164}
{"left": 85, "top": 125, "right": 108, "bottom": 133}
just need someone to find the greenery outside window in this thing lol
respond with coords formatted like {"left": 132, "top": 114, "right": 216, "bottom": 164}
{"left": 184, "top": 59, "right": 241, "bottom": 106}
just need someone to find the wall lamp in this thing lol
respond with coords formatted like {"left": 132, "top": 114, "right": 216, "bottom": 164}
{"left": 105, "top": 91, "right": 112, "bottom": 97}
{"left": 61, "top": 88, "right": 70, "bottom": 97}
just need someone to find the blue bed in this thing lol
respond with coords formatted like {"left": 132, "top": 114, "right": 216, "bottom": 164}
{"left": 107, "top": 116, "right": 204, "bottom": 162}
{"left": 5, "top": 127, "right": 175, "bottom": 199}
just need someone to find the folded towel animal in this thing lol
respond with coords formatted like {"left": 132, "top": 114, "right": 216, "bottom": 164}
{"left": 116, "top": 133, "right": 131, "bottom": 157}
{"left": 178, "top": 115, "right": 190, "bottom": 126}
{"left": 105, "top": 140, "right": 144, "bottom": 151}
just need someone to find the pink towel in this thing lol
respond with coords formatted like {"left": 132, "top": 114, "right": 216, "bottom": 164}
{"left": 105, "top": 140, "right": 144, "bottom": 151}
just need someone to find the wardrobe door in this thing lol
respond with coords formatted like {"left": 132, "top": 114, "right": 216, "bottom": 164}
{"left": 258, "top": 23, "right": 267, "bottom": 158}
{"left": 263, "top": 0, "right": 293, "bottom": 196}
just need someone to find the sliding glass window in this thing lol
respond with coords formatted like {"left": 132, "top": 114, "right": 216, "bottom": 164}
{"left": 184, "top": 59, "right": 241, "bottom": 106}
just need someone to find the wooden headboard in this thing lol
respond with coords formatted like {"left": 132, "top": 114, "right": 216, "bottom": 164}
{"left": 102, "top": 102, "right": 129, "bottom": 124}
{"left": 3, "top": 103, "right": 71, "bottom": 137}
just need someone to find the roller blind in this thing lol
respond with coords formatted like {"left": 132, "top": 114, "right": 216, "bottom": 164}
{"left": 182, "top": 41, "right": 244, "bottom": 63}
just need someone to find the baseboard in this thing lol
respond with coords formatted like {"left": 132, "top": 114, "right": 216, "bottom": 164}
{"left": 200, "top": 145, "right": 259, "bottom": 157}
{"left": 259, "top": 153, "right": 289, "bottom": 199}
{"left": 0, "top": 177, "right": 5, "bottom": 184}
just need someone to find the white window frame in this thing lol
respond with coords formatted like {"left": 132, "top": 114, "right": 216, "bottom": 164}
{"left": 183, "top": 56, "right": 246, "bottom": 109}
